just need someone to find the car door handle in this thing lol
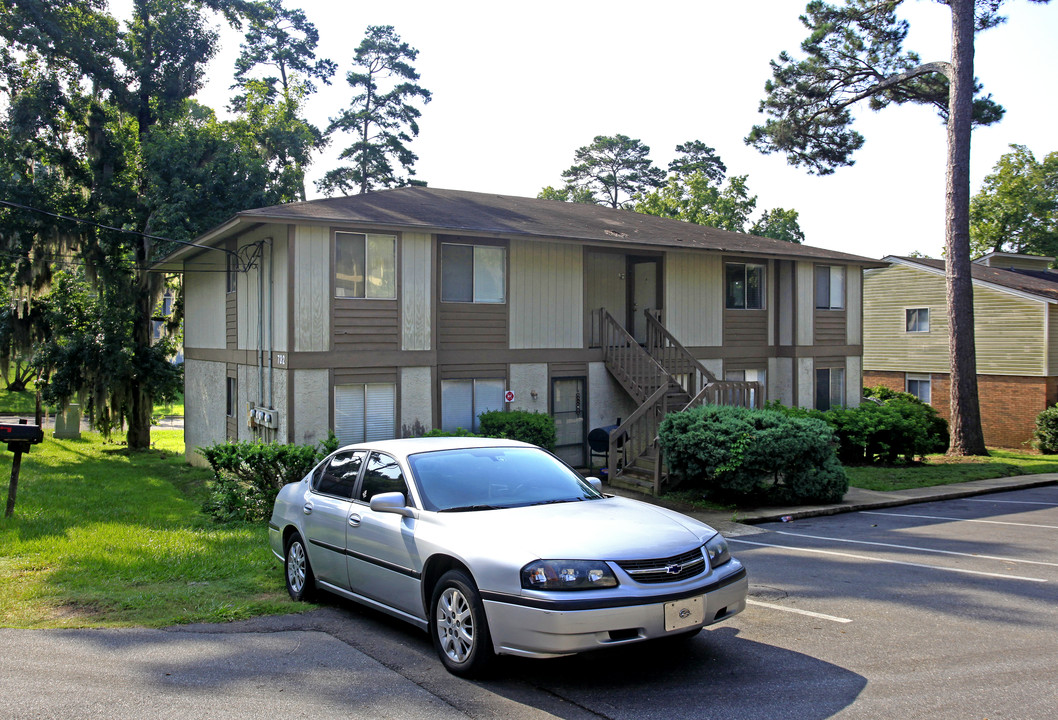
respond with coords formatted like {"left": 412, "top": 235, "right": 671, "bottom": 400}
{"left": 303, "top": 503, "right": 313, "bottom": 515}
{"left": 349, "top": 513, "right": 362, "bottom": 527}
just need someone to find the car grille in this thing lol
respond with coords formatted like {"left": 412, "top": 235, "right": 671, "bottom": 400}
{"left": 615, "top": 546, "right": 706, "bottom": 584}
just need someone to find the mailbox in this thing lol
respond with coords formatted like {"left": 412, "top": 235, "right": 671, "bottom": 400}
{"left": 0, "top": 422, "right": 44, "bottom": 447}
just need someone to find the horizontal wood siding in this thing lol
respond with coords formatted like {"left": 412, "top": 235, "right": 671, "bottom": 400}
{"left": 438, "top": 302, "right": 508, "bottom": 351}
{"left": 226, "top": 292, "right": 237, "bottom": 350}
{"left": 334, "top": 366, "right": 398, "bottom": 385}
{"left": 666, "top": 252, "right": 722, "bottom": 347}
{"left": 814, "top": 310, "right": 847, "bottom": 345}
{"left": 1051, "top": 305, "right": 1058, "bottom": 376}
{"left": 723, "top": 309, "right": 768, "bottom": 346}
{"left": 439, "top": 363, "right": 507, "bottom": 380}
{"left": 334, "top": 301, "right": 399, "bottom": 352}
{"left": 863, "top": 263, "right": 1048, "bottom": 376}
{"left": 510, "top": 239, "right": 582, "bottom": 349}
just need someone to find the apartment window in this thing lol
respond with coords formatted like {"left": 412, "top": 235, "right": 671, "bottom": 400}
{"left": 441, "top": 243, "right": 506, "bottom": 303}
{"left": 441, "top": 379, "right": 505, "bottom": 432}
{"left": 725, "top": 262, "right": 765, "bottom": 309}
{"left": 225, "top": 377, "right": 237, "bottom": 417}
{"left": 335, "top": 232, "right": 396, "bottom": 299}
{"left": 725, "top": 368, "right": 766, "bottom": 407}
{"left": 226, "top": 253, "right": 237, "bottom": 294}
{"left": 906, "top": 374, "right": 932, "bottom": 403}
{"left": 815, "top": 265, "right": 845, "bottom": 309}
{"left": 335, "top": 383, "right": 396, "bottom": 445}
{"left": 815, "top": 367, "right": 845, "bottom": 411}
{"left": 906, "top": 308, "right": 930, "bottom": 333}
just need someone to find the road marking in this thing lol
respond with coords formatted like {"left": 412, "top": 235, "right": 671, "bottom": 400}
{"left": 965, "top": 498, "right": 1058, "bottom": 507}
{"left": 773, "top": 530, "right": 1058, "bottom": 568}
{"left": 729, "top": 538, "right": 1048, "bottom": 582}
{"left": 746, "top": 599, "right": 852, "bottom": 624}
{"left": 862, "top": 510, "right": 1058, "bottom": 530}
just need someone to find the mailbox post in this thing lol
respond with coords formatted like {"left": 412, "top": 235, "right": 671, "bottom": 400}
{"left": 2, "top": 420, "right": 44, "bottom": 518}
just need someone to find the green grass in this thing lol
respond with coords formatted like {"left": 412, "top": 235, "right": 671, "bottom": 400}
{"left": 0, "top": 430, "right": 294, "bottom": 628}
{"left": 845, "top": 449, "right": 1058, "bottom": 492}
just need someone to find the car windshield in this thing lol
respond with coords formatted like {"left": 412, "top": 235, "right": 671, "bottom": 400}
{"left": 407, "top": 447, "right": 604, "bottom": 512}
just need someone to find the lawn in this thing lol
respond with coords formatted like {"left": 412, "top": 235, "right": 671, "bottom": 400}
{"left": 844, "top": 449, "right": 1058, "bottom": 491}
{"left": 0, "top": 430, "right": 295, "bottom": 629}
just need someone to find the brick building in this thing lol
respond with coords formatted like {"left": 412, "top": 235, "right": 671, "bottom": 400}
{"left": 863, "top": 253, "right": 1058, "bottom": 448}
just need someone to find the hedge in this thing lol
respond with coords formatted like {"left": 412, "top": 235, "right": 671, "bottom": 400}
{"left": 658, "top": 404, "right": 848, "bottom": 504}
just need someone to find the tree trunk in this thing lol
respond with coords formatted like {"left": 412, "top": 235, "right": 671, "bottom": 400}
{"left": 944, "top": 0, "right": 987, "bottom": 455}
{"left": 126, "top": 238, "right": 155, "bottom": 450}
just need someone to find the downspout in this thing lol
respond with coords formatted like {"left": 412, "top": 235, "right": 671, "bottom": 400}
{"left": 258, "top": 242, "right": 265, "bottom": 416}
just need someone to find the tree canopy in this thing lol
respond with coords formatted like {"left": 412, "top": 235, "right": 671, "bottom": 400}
{"left": 558, "top": 134, "right": 665, "bottom": 209}
{"left": 970, "top": 144, "right": 1058, "bottom": 259}
{"left": 318, "top": 25, "right": 431, "bottom": 195}
{"left": 746, "top": 0, "right": 1050, "bottom": 455}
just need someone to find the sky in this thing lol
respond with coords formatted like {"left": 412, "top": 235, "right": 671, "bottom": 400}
{"left": 120, "top": 0, "right": 1058, "bottom": 261}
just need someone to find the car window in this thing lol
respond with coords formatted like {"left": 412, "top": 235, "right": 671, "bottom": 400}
{"left": 409, "top": 447, "right": 603, "bottom": 511}
{"left": 358, "top": 452, "right": 410, "bottom": 505}
{"left": 312, "top": 451, "right": 365, "bottom": 499}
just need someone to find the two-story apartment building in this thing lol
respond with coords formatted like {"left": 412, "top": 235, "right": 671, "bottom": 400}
{"left": 156, "top": 187, "right": 881, "bottom": 479}
{"left": 863, "top": 253, "right": 1058, "bottom": 448}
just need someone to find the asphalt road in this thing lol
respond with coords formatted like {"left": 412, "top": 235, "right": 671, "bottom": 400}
{"left": 3, "top": 486, "right": 1056, "bottom": 719}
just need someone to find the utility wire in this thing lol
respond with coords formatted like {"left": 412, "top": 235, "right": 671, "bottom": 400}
{"left": 0, "top": 198, "right": 241, "bottom": 263}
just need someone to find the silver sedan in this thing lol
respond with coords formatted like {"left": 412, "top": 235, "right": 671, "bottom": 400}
{"left": 268, "top": 437, "right": 747, "bottom": 677}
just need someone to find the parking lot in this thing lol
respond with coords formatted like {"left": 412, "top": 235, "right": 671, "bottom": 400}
{"left": 3, "top": 486, "right": 1056, "bottom": 719}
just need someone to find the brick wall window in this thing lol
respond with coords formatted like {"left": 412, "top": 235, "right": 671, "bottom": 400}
{"left": 906, "top": 373, "right": 931, "bottom": 403}
{"left": 906, "top": 308, "right": 930, "bottom": 333}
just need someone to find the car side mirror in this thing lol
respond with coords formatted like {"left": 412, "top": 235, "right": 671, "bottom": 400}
{"left": 586, "top": 477, "right": 603, "bottom": 492}
{"left": 369, "top": 491, "right": 417, "bottom": 519}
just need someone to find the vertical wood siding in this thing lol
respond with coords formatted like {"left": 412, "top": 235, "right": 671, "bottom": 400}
{"left": 795, "top": 261, "right": 814, "bottom": 346}
{"left": 846, "top": 267, "right": 863, "bottom": 345}
{"left": 665, "top": 252, "right": 722, "bottom": 346}
{"left": 184, "top": 259, "right": 226, "bottom": 349}
{"left": 1050, "top": 305, "right": 1058, "bottom": 376}
{"left": 863, "top": 263, "right": 1049, "bottom": 375}
{"left": 402, "top": 232, "right": 432, "bottom": 351}
{"left": 293, "top": 225, "right": 330, "bottom": 352}
{"left": 509, "top": 239, "right": 582, "bottom": 349}
{"left": 585, "top": 251, "right": 626, "bottom": 343}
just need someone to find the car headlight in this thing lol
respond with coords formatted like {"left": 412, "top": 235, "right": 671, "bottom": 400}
{"left": 521, "top": 560, "right": 619, "bottom": 590}
{"left": 705, "top": 534, "right": 731, "bottom": 567}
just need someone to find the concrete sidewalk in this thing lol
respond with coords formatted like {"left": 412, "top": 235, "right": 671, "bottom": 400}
{"left": 604, "top": 473, "right": 1058, "bottom": 537}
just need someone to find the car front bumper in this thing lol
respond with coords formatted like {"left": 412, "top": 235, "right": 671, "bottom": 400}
{"left": 481, "top": 565, "right": 748, "bottom": 658}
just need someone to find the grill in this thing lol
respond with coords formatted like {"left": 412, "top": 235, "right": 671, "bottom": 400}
{"left": 615, "top": 546, "right": 706, "bottom": 584}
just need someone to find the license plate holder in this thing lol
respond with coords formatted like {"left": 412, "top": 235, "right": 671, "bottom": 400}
{"left": 664, "top": 595, "right": 705, "bottom": 631}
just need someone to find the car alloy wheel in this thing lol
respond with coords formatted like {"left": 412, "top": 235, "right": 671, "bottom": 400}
{"left": 285, "top": 533, "right": 315, "bottom": 602}
{"left": 431, "top": 570, "right": 493, "bottom": 677}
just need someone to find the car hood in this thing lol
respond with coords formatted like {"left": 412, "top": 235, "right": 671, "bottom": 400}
{"left": 430, "top": 495, "right": 715, "bottom": 562}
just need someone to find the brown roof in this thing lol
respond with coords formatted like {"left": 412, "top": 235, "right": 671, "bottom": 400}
{"left": 172, "top": 186, "right": 884, "bottom": 266}
{"left": 892, "top": 256, "right": 1058, "bottom": 302}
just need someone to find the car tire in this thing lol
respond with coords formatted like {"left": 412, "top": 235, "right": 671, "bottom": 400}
{"left": 430, "top": 570, "right": 494, "bottom": 678}
{"left": 285, "top": 532, "right": 316, "bottom": 602}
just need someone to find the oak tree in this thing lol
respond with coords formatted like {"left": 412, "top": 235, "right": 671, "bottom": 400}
{"left": 969, "top": 144, "right": 1058, "bottom": 259}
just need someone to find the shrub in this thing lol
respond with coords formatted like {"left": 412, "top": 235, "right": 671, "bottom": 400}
{"left": 199, "top": 435, "right": 333, "bottom": 523}
{"left": 658, "top": 405, "right": 848, "bottom": 504}
{"left": 477, "top": 410, "right": 557, "bottom": 450}
{"left": 1034, "top": 405, "right": 1058, "bottom": 454}
{"left": 424, "top": 427, "right": 480, "bottom": 438}
{"left": 770, "top": 389, "right": 948, "bottom": 465}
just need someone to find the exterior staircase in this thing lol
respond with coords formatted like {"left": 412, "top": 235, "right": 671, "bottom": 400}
{"left": 595, "top": 308, "right": 761, "bottom": 495}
